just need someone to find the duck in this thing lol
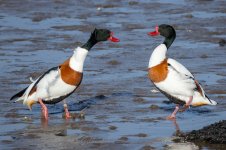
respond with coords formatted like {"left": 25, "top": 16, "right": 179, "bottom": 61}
{"left": 10, "top": 28, "right": 120, "bottom": 120}
{"left": 147, "top": 24, "right": 217, "bottom": 120}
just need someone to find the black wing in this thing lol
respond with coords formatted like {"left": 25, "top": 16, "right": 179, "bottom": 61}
{"left": 10, "top": 87, "right": 28, "bottom": 100}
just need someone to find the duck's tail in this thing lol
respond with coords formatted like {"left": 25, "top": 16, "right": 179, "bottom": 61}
{"left": 10, "top": 87, "right": 28, "bottom": 101}
{"left": 193, "top": 80, "right": 217, "bottom": 106}
{"left": 192, "top": 91, "right": 217, "bottom": 106}
{"left": 205, "top": 94, "right": 217, "bottom": 105}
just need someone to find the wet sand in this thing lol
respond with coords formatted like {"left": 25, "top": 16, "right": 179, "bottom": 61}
{"left": 0, "top": 0, "right": 226, "bottom": 149}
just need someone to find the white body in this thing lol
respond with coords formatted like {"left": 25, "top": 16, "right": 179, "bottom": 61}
{"left": 149, "top": 44, "right": 216, "bottom": 106}
{"left": 16, "top": 47, "right": 88, "bottom": 105}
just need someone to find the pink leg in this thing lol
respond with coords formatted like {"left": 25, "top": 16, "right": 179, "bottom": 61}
{"left": 167, "top": 105, "right": 179, "bottom": 120}
{"left": 64, "top": 103, "right": 71, "bottom": 119}
{"left": 38, "top": 98, "right": 48, "bottom": 120}
{"left": 180, "top": 96, "right": 193, "bottom": 112}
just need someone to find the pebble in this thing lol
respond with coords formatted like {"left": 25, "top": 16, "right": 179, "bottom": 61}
{"left": 149, "top": 104, "right": 159, "bottom": 110}
{"left": 219, "top": 39, "right": 226, "bottom": 47}
{"left": 97, "top": 7, "right": 102, "bottom": 11}
{"left": 150, "top": 89, "right": 159, "bottom": 93}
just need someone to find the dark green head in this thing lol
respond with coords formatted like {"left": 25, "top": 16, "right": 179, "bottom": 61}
{"left": 82, "top": 28, "right": 120, "bottom": 50}
{"left": 158, "top": 24, "right": 176, "bottom": 39}
{"left": 148, "top": 24, "right": 176, "bottom": 49}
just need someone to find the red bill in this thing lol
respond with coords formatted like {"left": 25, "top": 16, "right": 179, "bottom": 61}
{"left": 108, "top": 32, "right": 120, "bottom": 42}
{"left": 148, "top": 26, "right": 160, "bottom": 36}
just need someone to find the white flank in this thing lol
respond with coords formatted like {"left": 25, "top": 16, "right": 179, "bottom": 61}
{"left": 154, "top": 58, "right": 216, "bottom": 106}
{"left": 70, "top": 47, "right": 88, "bottom": 72}
{"left": 155, "top": 67, "right": 196, "bottom": 98}
{"left": 34, "top": 69, "right": 75, "bottom": 101}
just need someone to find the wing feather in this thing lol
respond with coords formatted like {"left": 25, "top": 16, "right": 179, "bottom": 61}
{"left": 168, "top": 58, "right": 194, "bottom": 78}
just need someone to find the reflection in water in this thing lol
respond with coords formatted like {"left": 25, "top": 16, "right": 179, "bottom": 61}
{"left": 167, "top": 120, "right": 200, "bottom": 150}
{"left": 41, "top": 116, "right": 48, "bottom": 128}
{"left": 172, "top": 119, "right": 181, "bottom": 136}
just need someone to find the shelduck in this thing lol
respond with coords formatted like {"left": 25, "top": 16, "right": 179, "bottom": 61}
{"left": 147, "top": 24, "right": 217, "bottom": 120}
{"left": 10, "top": 28, "right": 120, "bottom": 120}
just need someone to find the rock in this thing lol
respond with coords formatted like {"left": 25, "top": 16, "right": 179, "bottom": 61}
{"left": 200, "top": 54, "right": 208, "bottom": 58}
{"left": 55, "top": 130, "right": 67, "bottom": 136}
{"left": 162, "top": 100, "right": 173, "bottom": 104}
{"left": 109, "top": 125, "right": 117, "bottom": 130}
{"left": 164, "top": 143, "right": 199, "bottom": 150}
{"left": 78, "top": 112, "right": 85, "bottom": 119}
{"left": 183, "top": 120, "right": 226, "bottom": 144}
{"left": 133, "top": 97, "right": 146, "bottom": 103}
{"left": 22, "top": 116, "right": 32, "bottom": 121}
{"left": 140, "top": 145, "right": 155, "bottom": 150}
{"left": 149, "top": 104, "right": 159, "bottom": 110}
{"left": 107, "top": 60, "right": 121, "bottom": 65}
{"left": 184, "top": 14, "right": 193, "bottom": 18}
{"left": 118, "top": 136, "right": 128, "bottom": 141}
{"left": 150, "top": 89, "right": 159, "bottom": 93}
{"left": 95, "top": 94, "right": 106, "bottom": 99}
{"left": 129, "top": 1, "right": 139, "bottom": 5}
{"left": 135, "top": 133, "right": 148, "bottom": 137}
{"left": 62, "top": 112, "right": 85, "bottom": 119}
{"left": 219, "top": 39, "right": 226, "bottom": 47}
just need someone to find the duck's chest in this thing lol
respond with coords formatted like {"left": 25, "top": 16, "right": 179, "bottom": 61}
{"left": 148, "top": 59, "right": 168, "bottom": 83}
{"left": 60, "top": 59, "right": 83, "bottom": 86}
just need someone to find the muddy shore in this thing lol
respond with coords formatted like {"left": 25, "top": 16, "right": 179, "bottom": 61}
{"left": 1, "top": 0, "right": 226, "bottom": 149}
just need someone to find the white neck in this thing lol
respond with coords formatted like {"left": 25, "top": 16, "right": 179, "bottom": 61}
{"left": 69, "top": 47, "right": 88, "bottom": 72}
{"left": 148, "top": 44, "right": 167, "bottom": 68}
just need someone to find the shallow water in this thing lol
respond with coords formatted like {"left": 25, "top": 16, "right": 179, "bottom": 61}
{"left": 0, "top": 0, "right": 226, "bottom": 149}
